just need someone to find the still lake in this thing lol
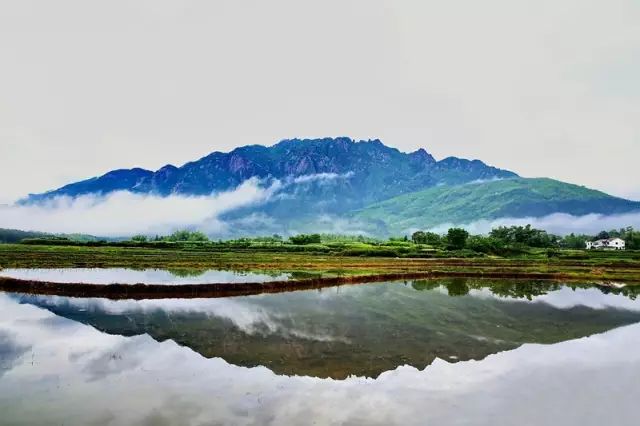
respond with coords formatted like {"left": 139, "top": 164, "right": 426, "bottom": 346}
{"left": 1, "top": 278, "right": 639, "bottom": 425}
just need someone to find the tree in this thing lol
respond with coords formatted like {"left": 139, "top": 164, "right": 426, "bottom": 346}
{"left": 466, "top": 235, "right": 500, "bottom": 254}
{"left": 411, "top": 230, "right": 441, "bottom": 245}
{"left": 165, "top": 230, "right": 209, "bottom": 242}
{"left": 289, "top": 234, "right": 322, "bottom": 245}
{"left": 131, "top": 235, "right": 147, "bottom": 243}
{"left": 489, "top": 225, "right": 556, "bottom": 248}
{"left": 423, "top": 232, "right": 442, "bottom": 246}
{"left": 411, "top": 231, "right": 426, "bottom": 244}
{"left": 560, "top": 233, "right": 590, "bottom": 249}
{"left": 623, "top": 227, "right": 640, "bottom": 250}
{"left": 447, "top": 228, "right": 469, "bottom": 250}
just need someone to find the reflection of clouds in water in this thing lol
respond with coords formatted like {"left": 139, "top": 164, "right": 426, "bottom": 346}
{"left": 469, "top": 286, "right": 640, "bottom": 311}
{"left": 81, "top": 339, "right": 146, "bottom": 382}
{"left": 0, "top": 331, "right": 31, "bottom": 378}
{"left": 534, "top": 287, "right": 640, "bottom": 311}
{"left": 1, "top": 293, "right": 639, "bottom": 425}
{"left": 0, "top": 268, "right": 290, "bottom": 285}
{"left": 15, "top": 294, "right": 349, "bottom": 344}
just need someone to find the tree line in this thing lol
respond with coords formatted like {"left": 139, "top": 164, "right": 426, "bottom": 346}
{"left": 412, "top": 225, "right": 640, "bottom": 251}
{"left": 9, "top": 225, "right": 640, "bottom": 253}
{"left": 104, "top": 226, "right": 640, "bottom": 251}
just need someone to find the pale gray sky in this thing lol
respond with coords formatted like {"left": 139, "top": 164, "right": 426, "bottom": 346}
{"left": 1, "top": 0, "right": 639, "bottom": 203}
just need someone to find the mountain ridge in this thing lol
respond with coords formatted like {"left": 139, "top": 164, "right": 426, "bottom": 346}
{"left": 25, "top": 137, "right": 517, "bottom": 206}
{"left": 20, "top": 137, "right": 640, "bottom": 236}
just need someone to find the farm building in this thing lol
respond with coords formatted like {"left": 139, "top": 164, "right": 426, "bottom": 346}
{"left": 586, "top": 238, "right": 625, "bottom": 250}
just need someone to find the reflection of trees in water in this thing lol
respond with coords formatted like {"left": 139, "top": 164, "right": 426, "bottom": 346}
{"left": 446, "top": 278, "right": 470, "bottom": 296}
{"left": 481, "top": 280, "right": 562, "bottom": 300}
{"left": 600, "top": 285, "right": 640, "bottom": 300}
{"left": 411, "top": 278, "right": 640, "bottom": 301}
{"left": 411, "top": 280, "right": 441, "bottom": 292}
{"left": 166, "top": 268, "right": 208, "bottom": 278}
{"left": 410, "top": 279, "right": 473, "bottom": 296}
{"left": 411, "top": 278, "right": 473, "bottom": 296}
{"left": 289, "top": 271, "right": 323, "bottom": 280}
{"left": 166, "top": 268, "right": 301, "bottom": 279}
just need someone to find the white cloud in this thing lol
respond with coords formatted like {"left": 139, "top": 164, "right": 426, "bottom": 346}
{"left": 467, "top": 177, "right": 505, "bottom": 185}
{"left": 0, "top": 178, "right": 281, "bottom": 236}
{"left": 291, "top": 172, "right": 354, "bottom": 185}
{"left": 469, "top": 286, "right": 640, "bottom": 311}
{"left": 15, "top": 294, "right": 348, "bottom": 343}
{"left": 428, "top": 212, "right": 640, "bottom": 236}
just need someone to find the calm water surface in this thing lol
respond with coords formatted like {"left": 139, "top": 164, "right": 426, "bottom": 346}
{"left": 1, "top": 279, "right": 639, "bottom": 425}
{"left": 0, "top": 267, "right": 292, "bottom": 284}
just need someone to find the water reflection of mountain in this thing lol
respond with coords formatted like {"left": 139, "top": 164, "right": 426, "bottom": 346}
{"left": 11, "top": 280, "right": 640, "bottom": 379}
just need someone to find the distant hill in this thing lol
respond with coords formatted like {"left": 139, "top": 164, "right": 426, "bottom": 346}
{"left": 0, "top": 228, "right": 51, "bottom": 244}
{"left": 0, "top": 228, "right": 104, "bottom": 244}
{"left": 353, "top": 178, "right": 640, "bottom": 234}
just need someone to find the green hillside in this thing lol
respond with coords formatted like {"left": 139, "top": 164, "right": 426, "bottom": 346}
{"left": 0, "top": 228, "right": 105, "bottom": 244}
{"left": 354, "top": 178, "right": 640, "bottom": 233}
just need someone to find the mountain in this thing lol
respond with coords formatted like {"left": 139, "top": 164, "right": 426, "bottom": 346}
{"left": 353, "top": 178, "right": 640, "bottom": 234}
{"left": 21, "top": 138, "right": 640, "bottom": 236}
{"left": 25, "top": 137, "right": 516, "bottom": 211}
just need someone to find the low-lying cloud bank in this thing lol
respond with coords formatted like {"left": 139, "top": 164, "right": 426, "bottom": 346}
{"left": 2, "top": 172, "right": 639, "bottom": 237}
{"left": 427, "top": 212, "right": 640, "bottom": 236}
{"left": 0, "top": 173, "right": 361, "bottom": 237}
{"left": 0, "top": 177, "right": 281, "bottom": 236}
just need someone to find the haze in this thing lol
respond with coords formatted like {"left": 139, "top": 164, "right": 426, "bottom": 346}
{"left": 1, "top": 0, "right": 639, "bottom": 203}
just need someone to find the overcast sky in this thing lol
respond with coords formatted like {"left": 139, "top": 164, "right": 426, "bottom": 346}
{"left": 1, "top": 0, "right": 639, "bottom": 203}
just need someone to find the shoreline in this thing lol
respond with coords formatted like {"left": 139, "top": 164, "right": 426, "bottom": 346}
{"left": 1, "top": 270, "right": 636, "bottom": 300}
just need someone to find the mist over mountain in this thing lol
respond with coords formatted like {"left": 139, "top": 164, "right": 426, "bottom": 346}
{"left": 19, "top": 137, "right": 640, "bottom": 236}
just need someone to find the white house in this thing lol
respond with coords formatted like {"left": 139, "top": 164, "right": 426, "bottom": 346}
{"left": 586, "top": 238, "right": 626, "bottom": 250}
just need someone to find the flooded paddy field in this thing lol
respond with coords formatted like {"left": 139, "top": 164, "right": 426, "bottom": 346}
{"left": 1, "top": 279, "right": 640, "bottom": 425}
{"left": 2, "top": 243, "right": 640, "bottom": 284}
{"left": 0, "top": 267, "right": 293, "bottom": 285}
